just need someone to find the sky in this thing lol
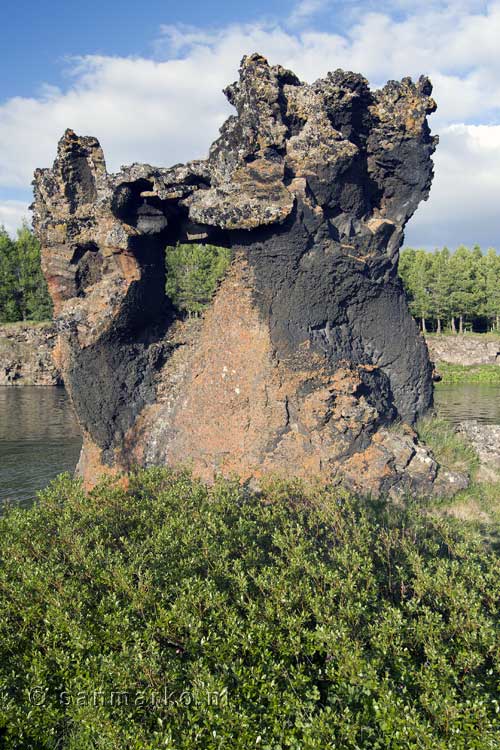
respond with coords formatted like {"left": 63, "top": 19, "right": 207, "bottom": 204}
{"left": 1, "top": 0, "right": 499, "bottom": 249}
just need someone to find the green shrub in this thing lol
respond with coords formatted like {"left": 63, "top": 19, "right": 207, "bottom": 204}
{"left": 165, "top": 243, "right": 231, "bottom": 316}
{"left": 0, "top": 471, "right": 499, "bottom": 748}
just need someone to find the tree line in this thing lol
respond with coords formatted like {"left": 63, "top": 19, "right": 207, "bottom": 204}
{"left": 2, "top": 225, "right": 498, "bottom": 335}
{"left": 399, "top": 245, "right": 500, "bottom": 334}
{"left": 0, "top": 226, "right": 231, "bottom": 324}
{"left": 0, "top": 224, "right": 53, "bottom": 323}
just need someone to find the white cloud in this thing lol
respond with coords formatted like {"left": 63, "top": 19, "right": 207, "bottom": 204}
{"left": 0, "top": 54, "right": 233, "bottom": 188}
{"left": 288, "top": 0, "right": 331, "bottom": 26}
{"left": 0, "top": 200, "right": 30, "bottom": 236}
{"left": 405, "top": 124, "right": 500, "bottom": 249}
{"left": 1, "top": 2, "right": 500, "bottom": 247}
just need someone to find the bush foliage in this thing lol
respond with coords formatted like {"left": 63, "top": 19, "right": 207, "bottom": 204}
{"left": 0, "top": 471, "right": 499, "bottom": 748}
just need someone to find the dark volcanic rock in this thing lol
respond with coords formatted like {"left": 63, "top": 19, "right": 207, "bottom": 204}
{"left": 32, "top": 53, "right": 445, "bottom": 495}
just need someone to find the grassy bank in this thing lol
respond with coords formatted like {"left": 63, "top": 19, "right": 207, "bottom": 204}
{"left": 417, "top": 415, "right": 479, "bottom": 474}
{"left": 417, "top": 416, "right": 500, "bottom": 543}
{"left": 0, "top": 320, "right": 52, "bottom": 329}
{"left": 437, "top": 362, "right": 500, "bottom": 384}
{"left": 1, "top": 469, "right": 500, "bottom": 748}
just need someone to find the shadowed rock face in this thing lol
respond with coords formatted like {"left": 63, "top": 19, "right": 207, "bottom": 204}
{"left": 33, "top": 53, "right": 448, "bottom": 496}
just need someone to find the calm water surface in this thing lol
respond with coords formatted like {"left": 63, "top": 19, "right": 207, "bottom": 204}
{"left": 0, "top": 387, "right": 82, "bottom": 506}
{"left": 1, "top": 382, "right": 499, "bottom": 507}
{"left": 434, "top": 383, "right": 500, "bottom": 425}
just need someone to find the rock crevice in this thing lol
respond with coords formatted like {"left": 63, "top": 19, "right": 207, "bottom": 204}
{"left": 33, "top": 53, "right": 446, "bottom": 495}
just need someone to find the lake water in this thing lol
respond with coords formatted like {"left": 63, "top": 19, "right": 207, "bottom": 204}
{"left": 0, "top": 387, "right": 82, "bottom": 507}
{"left": 434, "top": 383, "right": 500, "bottom": 425}
{"left": 0, "top": 382, "right": 499, "bottom": 507}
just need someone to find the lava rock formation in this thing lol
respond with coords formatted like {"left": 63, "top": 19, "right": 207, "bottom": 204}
{"left": 33, "top": 53, "right": 456, "bottom": 496}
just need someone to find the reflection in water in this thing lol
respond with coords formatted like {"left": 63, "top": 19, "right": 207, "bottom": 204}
{"left": 0, "top": 387, "right": 82, "bottom": 507}
{"left": 434, "top": 383, "right": 500, "bottom": 425}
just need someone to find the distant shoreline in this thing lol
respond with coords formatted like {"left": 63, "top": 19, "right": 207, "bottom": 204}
{"left": 0, "top": 322, "right": 61, "bottom": 386}
{"left": 1, "top": 323, "right": 500, "bottom": 387}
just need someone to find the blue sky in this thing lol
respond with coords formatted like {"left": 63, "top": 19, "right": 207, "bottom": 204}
{"left": 1, "top": 0, "right": 500, "bottom": 249}
{"left": 2, "top": 1, "right": 291, "bottom": 99}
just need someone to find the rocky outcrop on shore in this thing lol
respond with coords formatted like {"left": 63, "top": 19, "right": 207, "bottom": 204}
{"left": 32, "top": 53, "right": 452, "bottom": 497}
{"left": 458, "top": 421, "right": 500, "bottom": 483}
{"left": 426, "top": 335, "right": 500, "bottom": 366}
{"left": 0, "top": 323, "right": 61, "bottom": 386}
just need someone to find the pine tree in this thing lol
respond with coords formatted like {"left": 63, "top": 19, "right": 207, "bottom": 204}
{"left": 0, "top": 224, "right": 52, "bottom": 323}
{"left": 449, "top": 246, "right": 475, "bottom": 333}
{"left": 15, "top": 222, "right": 53, "bottom": 321}
{"left": 428, "top": 247, "right": 451, "bottom": 333}
{"left": 481, "top": 249, "right": 500, "bottom": 331}
{"left": 398, "top": 248, "right": 416, "bottom": 299}
{"left": 399, "top": 244, "right": 499, "bottom": 334}
{"left": 0, "top": 226, "right": 21, "bottom": 322}
{"left": 406, "top": 249, "right": 433, "bottom": 332}
{"left": 165, "top": 243, "right": 231, "bottom": 316}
